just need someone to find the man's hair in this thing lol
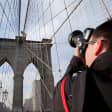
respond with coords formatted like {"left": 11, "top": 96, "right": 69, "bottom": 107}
{"left": 92, "top": 20, "right": 112, "bottom": 50}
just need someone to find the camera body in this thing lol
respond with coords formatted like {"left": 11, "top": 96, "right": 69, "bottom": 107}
{"left": 68, "top": 28, "right": 94, "bottom": 55}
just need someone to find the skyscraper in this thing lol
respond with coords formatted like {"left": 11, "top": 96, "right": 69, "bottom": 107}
{"left": 32, "top": 80, "right": 41, "bottom": 112}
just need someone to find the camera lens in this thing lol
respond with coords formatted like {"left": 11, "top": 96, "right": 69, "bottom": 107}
{"left": 68, "top": 30, "right": 83, "bottom": 48}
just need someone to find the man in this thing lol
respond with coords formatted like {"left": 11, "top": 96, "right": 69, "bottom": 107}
{"left": 52, "top": 20, "right": 112, "bottom": 112}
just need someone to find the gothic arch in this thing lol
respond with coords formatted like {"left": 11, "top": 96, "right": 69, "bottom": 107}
{"left": 0, "top": 59, "right": 14, "bottom": 109}
{"left": 23, "top": 57, "right": 43, "bottom": 78}
{"left": 0, "top": 57, "right": 15, "bottom": 74}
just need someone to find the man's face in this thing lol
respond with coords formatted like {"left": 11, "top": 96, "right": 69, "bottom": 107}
{"left": 85, "top": 36, "right": 96, "bottom": 67}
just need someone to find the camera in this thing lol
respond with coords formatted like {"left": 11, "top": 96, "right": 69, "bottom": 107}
{"left": 68, "top": 28, "right": 94, "bottom": 55}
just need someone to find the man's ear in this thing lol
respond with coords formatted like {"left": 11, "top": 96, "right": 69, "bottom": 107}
{"left": 95, "top": 40, "right": 104, "bottom": 56}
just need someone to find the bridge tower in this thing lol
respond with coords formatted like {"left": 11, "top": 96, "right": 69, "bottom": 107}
{"left": 0, "top": 36, "right": 54, "bottom": 112}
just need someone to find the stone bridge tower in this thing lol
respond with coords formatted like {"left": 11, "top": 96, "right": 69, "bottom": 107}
{"left": 0, "top": 37, "right": 54, "bottom": 112}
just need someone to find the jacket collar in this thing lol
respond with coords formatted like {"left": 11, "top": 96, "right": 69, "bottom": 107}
{"left": 90, "top": 51, "right": 112, "bottom": 75}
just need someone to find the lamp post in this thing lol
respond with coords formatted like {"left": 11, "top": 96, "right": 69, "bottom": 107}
{"left": 0, "top": 81, "right": 2, "bottom": 102}
{"left": 2, "top": 89, "right": 8, "bottom": 103}
{"left": 0, "top": 81, "right": 2, "bottom": 93}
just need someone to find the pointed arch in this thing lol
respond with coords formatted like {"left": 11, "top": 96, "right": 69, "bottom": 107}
{"left": 23, "top": 63, "right": 41, "bottom": 111}
{"left": 0, "top": 57, "right": 15, "bottom": 73}
{"left": 0, "top": 61, "right": 14, "bottom": 109}
{"left": 23, "top": 56, "right": 43, "bottom": 78}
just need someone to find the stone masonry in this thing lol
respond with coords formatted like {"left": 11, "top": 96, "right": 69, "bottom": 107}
{"left": 0, "top": 37, "right": 54, "bottom": 112}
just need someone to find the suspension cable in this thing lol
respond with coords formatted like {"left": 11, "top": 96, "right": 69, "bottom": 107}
{"left": 50, "top": 0, "right": 83, "bottom": 40}
{"left": 18, "top": 0, "right": 21, "bottom": 36}
{"left": 23, "top": 0, "right": 30, "bottom": 32}
{"left": 49, "top": 0, "right": 62, "bottom": 74}
{"left": 64, "top": 0, "right": 73, "bottom": 32}
{"left": 38, "top": 0, "right": 55, "bottom": 23}
{"left": 39, "top": 0, "right": 77, "bottom": 26}
{"left": 41, "top": 0, "right": 53, "bottom": 79}
{"left": 24, "top": 0, "right": 78, "bottom": 33}
{"left": 100, "top": 0, "right": 111, "bottom": 19}
{"left": 40, "top": 75, "right": 53, "bottom": 99}
{"left": 25, "top": 47, "right": 52, "bottom": 72}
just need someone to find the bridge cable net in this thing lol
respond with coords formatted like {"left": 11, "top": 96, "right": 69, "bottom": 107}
{"left": 0, "top": 0, "right": 19, "bottom": 38}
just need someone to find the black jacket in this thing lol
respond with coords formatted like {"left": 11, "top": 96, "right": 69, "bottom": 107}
{"left": 52, "top": 51, "right": 112, "bottom": 112}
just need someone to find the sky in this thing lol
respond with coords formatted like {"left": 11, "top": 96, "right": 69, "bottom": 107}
{"left": 0, "top": 0, "right": 112, "bottom": 109}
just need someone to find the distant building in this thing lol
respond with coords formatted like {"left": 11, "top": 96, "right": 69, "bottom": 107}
{"left": 23, "top": 79, "right": 42, "bottom": 112}
{"left": 32, "top": 80, "right": 41, "bottom": 112}
{"left": 23, "top": 98, "right": 32, "bottom": 112}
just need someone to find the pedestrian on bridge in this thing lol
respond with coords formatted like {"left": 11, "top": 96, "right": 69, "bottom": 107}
{"left": 52, "top": 20, "right": 112, "bottom": 112}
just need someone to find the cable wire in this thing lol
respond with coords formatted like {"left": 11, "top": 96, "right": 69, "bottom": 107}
{"left": 101, "top": 0, "right": 112, "bottom": 19}
{"left": 50, "top": 0, "right": 83, "bottom": 40}
{"left": 0, "top": 1, "right": 16, "bottom": 35}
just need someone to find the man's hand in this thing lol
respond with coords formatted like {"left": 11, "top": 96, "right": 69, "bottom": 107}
{"left": 75, "top": 47, "right": 85, "bottom": 63}
{"left": 75, "top": 47, "right": 81, "bottom": 57}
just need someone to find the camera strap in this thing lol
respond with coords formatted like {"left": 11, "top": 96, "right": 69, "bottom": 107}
{"left": 61, "top": 77, "right": 70, "bottom": 112}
